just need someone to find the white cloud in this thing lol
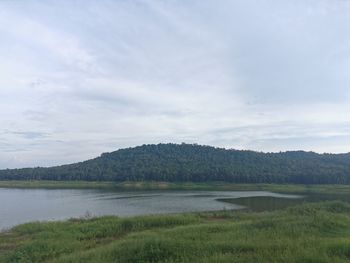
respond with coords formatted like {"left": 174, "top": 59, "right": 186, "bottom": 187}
{"left": 0, "top": 0, "right": 350, "bottom": 168}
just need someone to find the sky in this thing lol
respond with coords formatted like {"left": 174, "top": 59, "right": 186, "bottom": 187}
{"left": 1, "top": 0, "right": 350, "bottom": 168}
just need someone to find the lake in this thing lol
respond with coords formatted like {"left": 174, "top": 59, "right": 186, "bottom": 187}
{"left": 0, "top": 188, "right": 302, "bottom": 230}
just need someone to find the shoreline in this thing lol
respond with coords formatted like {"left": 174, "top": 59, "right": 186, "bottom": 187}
{"left": 0, "top": 180, "right": 349, "bottom": 195}
{"left": 1, "top": 201, "right": 350, "bottom": 262}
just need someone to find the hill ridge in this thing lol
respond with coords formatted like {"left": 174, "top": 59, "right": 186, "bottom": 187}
{"left": 1, "top": 143, "right": 350, "bottom": 184}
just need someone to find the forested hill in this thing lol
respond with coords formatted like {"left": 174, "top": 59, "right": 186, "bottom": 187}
{"left": 1, "top": 143, "right": 350, "bottom": 184}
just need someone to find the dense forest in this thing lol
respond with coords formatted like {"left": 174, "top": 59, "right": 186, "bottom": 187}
{"left": 1, "top": 143, "right": 350, "bottom": 184}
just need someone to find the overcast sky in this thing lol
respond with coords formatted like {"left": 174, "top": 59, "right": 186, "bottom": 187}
{"left": 1, "top": 0, "right": 350, "bottom": 168}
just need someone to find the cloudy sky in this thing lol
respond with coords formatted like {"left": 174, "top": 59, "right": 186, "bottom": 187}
{"left": 1, "top": 0, "right": 350, "bottom": 168}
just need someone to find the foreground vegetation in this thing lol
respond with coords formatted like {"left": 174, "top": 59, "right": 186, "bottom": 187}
{"left": 1, "top": 143, "right": 350, "bottom": 184}
{"left": 1, "top": 201, "right": 350, "bottom": 263}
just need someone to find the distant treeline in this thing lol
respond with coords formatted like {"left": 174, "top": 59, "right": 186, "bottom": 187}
{"left": 1, "top": 143, "right": 350, "bottom": 184}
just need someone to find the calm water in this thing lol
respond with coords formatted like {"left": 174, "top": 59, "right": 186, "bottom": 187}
{"left": 0, "top": 188, "right": 299, "bottom": 230}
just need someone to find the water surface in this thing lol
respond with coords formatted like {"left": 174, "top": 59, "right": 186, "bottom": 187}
{"left": 0, "top": 188, "right": 298, "bottom": 230}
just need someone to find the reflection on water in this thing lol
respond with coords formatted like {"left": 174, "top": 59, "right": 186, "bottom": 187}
{"left": 0, "top": 188, "right": 298, "bottom": 230}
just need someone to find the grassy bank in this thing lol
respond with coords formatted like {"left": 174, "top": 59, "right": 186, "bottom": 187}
{"left": 1, "top": 180, "right": 350, "bottom": 195}
{"left": 0, "top": 180, "right": 118, "bottom": 189}
{"left": 1, "top": 201, "right": 350, "bottom": 263}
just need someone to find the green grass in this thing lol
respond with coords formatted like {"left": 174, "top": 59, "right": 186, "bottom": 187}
{"left": 1, "top": 181, "right": 350, "bottom": 262}
{"left": 1, "top": 201, "right": 350, "bottom": 263}
{"left": 1, "top": 180, "right": 350, "bottom": 195}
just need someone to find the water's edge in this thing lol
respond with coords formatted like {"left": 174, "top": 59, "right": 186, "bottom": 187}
{"left": 0, "top": 189, "right": 301, "bottom": 230}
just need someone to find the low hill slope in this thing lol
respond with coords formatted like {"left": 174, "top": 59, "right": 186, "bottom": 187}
{"left": 1, "top": 143, "right": 350, "bottom": 184}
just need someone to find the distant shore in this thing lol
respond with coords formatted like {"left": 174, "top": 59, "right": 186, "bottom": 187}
{"left": 0, "top": 180, "right": 349, "bottom": 195}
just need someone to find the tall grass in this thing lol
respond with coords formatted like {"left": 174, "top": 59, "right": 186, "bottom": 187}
{"left": 1, "top": 201, "right": 350, "bottom": 262}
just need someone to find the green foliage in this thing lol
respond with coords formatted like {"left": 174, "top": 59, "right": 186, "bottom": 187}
{"left": 1, "top": 201, "right": 350, "bottom": 262}
{"left": 0, "top": 214, "right": 200, "bottom": 263}
{"left": 1, "top": 143, "right": 350, "bottom": 184}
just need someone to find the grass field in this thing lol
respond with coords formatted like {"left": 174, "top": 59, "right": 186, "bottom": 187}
{"left": 1, "top": 201, "right": 350, "bottom": 262}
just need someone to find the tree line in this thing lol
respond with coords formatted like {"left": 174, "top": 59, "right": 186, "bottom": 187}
{"left": 1, "top": 143, "right": 350, "bottom": 184}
